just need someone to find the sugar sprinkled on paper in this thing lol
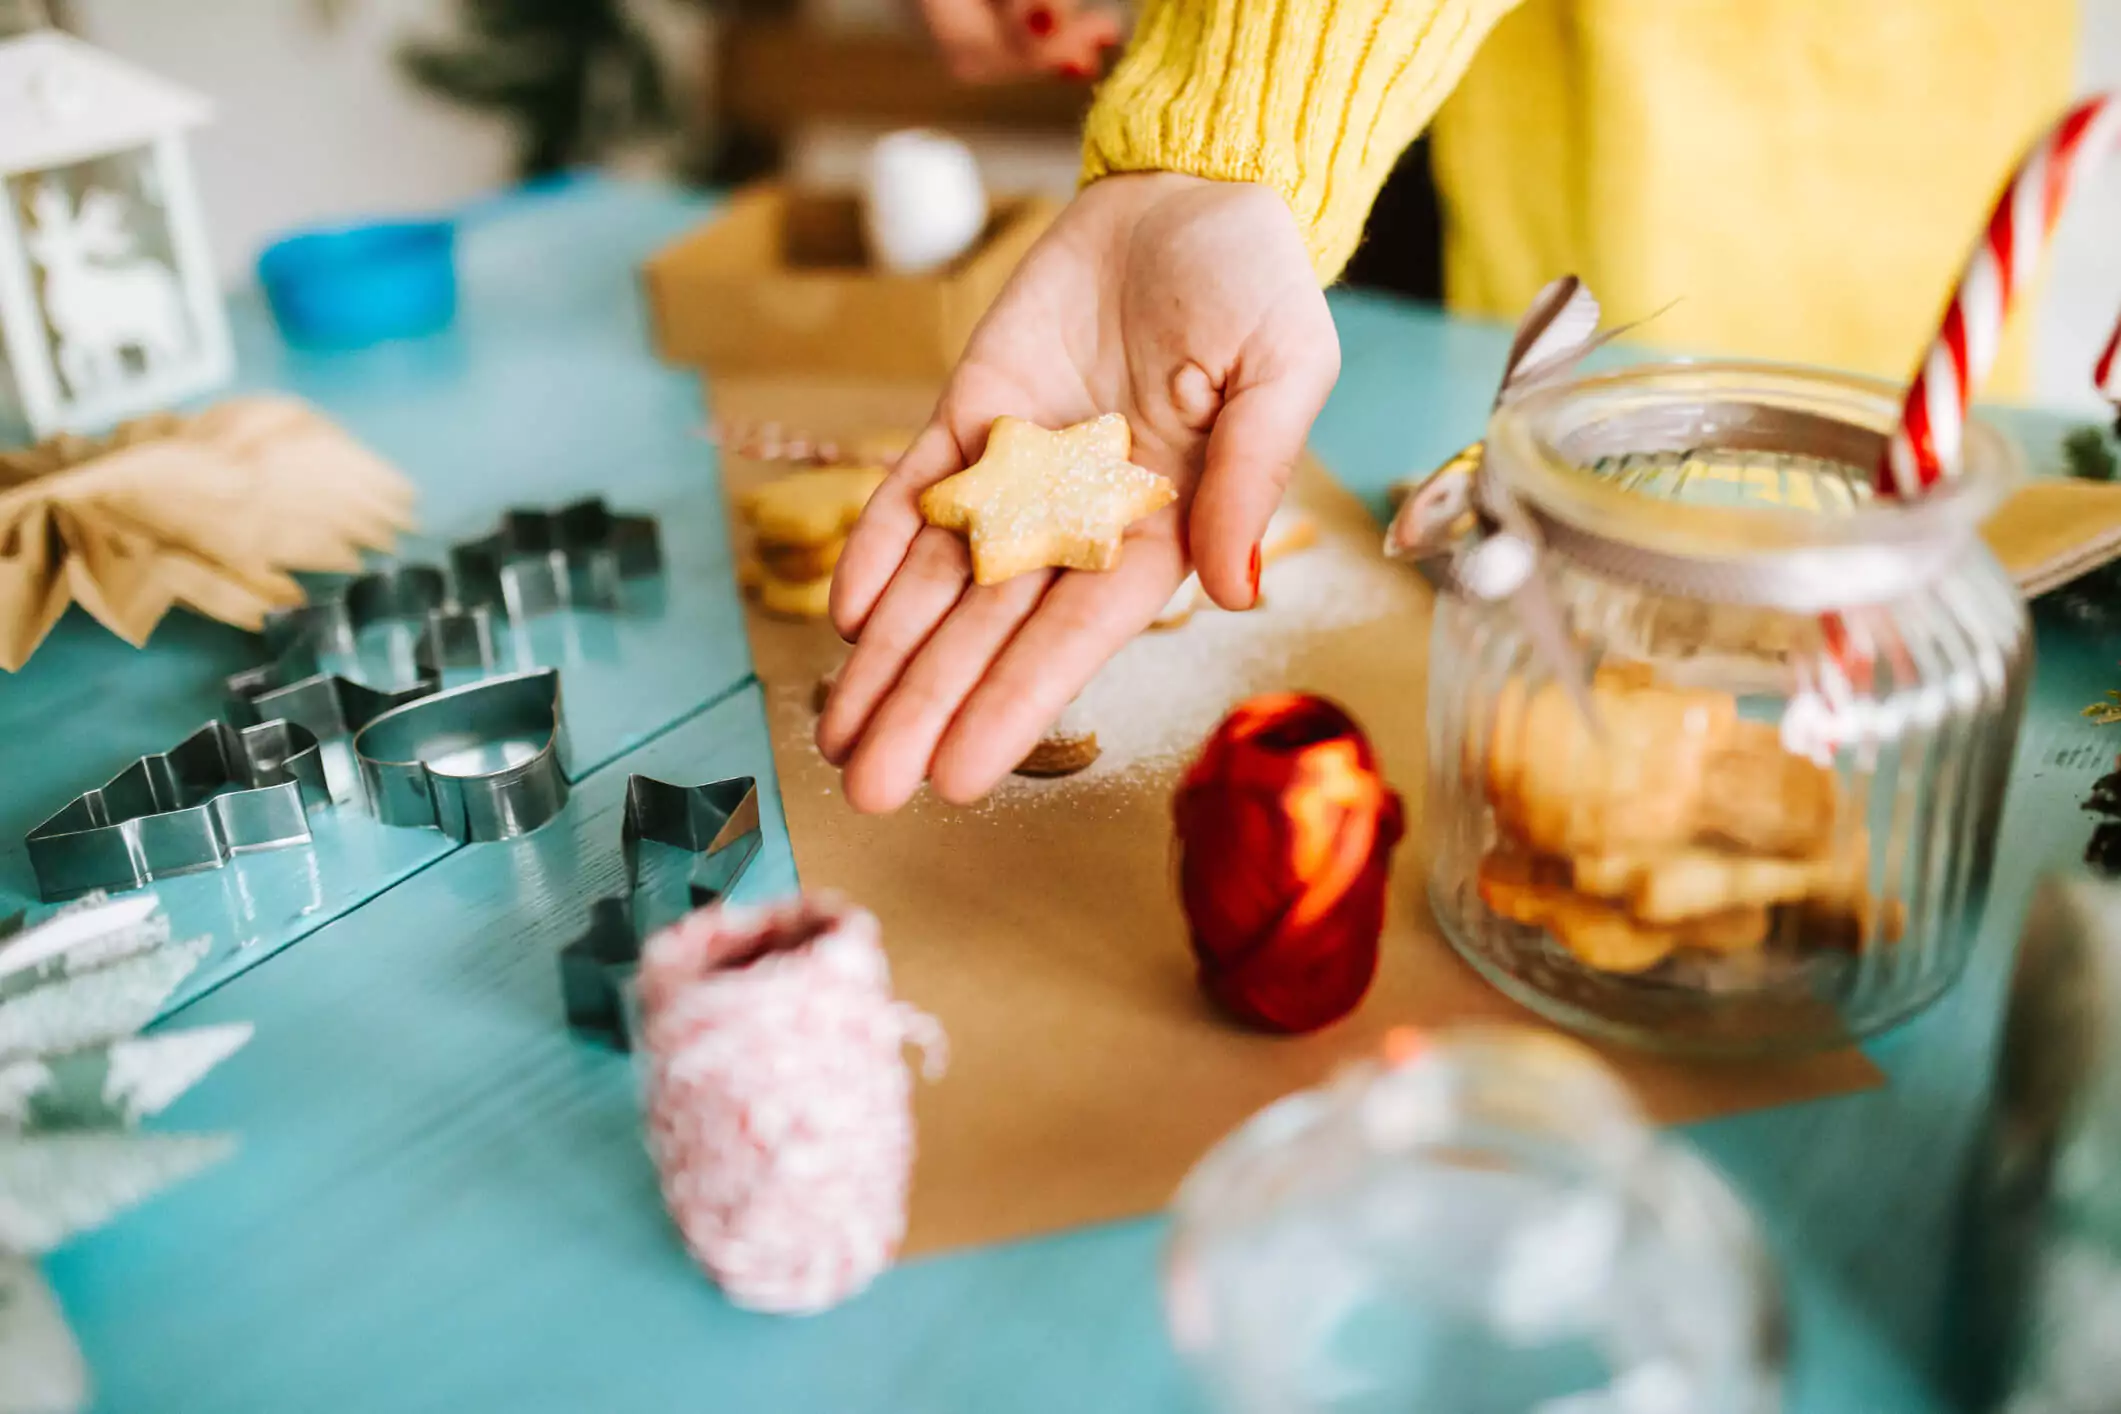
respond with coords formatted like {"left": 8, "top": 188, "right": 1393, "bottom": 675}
{"left": 935, "top": 531, "right": 1402, "bottom": 814}
{"left": 1043, "top": 545, "right": 1397, "bottom": 787}
{"left": 783, "top": 515, "right": 1408, "bottom": 812}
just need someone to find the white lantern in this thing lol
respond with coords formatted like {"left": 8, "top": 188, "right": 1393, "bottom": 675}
{"left": 0, "top": 30, "right": 231, "bottom": 438}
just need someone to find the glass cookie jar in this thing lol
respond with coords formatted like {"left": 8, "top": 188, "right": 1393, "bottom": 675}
{"left": 1426, "top": 361, "right": 2031, "bottom": 1056}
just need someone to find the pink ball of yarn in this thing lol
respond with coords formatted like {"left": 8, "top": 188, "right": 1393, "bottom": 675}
{"left": 637, "top": 892, "right": 944, "bottom": 1315}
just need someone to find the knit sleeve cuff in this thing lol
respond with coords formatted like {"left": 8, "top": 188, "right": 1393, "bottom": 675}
{"left": 1080, "top": 0, "right": 1517, "bottom": 283}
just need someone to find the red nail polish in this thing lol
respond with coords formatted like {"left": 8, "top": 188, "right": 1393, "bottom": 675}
{"left": 1247, "top": 543, "right": 1263, "bottom": 605}
{"left": 1024, "top": 4, "right": 1055, "bottom": 35}
{"left": 1060, "top": 59, "right": 1094, "bottom": 80}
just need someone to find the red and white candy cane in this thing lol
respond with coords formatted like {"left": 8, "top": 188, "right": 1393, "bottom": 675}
{"left": 637, "top": 893, "right": 945, "bottom": 1316}
{"left": 2098, "top": 313, "right": 2121, "bottom": 410}
{"left": 1884, "top": 93, "right": 2121, "bottom": 497}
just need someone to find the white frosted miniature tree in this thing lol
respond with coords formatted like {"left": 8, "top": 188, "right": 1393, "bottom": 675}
{"left": 0, "top": 892, "right": 248, "bottom": 1414}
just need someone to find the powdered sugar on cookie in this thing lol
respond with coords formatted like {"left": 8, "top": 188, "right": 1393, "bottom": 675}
{"left": 920, "top": 415, "right": 1175, "bottom": 584}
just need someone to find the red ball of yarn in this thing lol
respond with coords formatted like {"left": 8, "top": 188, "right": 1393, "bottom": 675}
{"left": 1173, "top": 693, "right": 1405, "bottom": 1034}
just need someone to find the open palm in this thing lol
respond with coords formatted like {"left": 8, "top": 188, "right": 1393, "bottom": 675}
{"left": 819, "top": 172, "right": 1339, "bottom": 813}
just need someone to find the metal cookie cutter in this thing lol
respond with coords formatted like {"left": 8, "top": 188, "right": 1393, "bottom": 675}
{"left": 351, "top": 669, "right": 571, "bottom": 842}
{"left": 229, "top": 564, "right": 503, "bottom": 742}
{"left": 28, "top": 720, "right": 329, "bottom": 902}
{"left": 560, "top": 774, "right": 761, "bottom": 1049}
{"left": 226, "top": 638, "right": 438, "bottom": 744}
{"left": 451, "top": 497, "right": 662, "bottom": 618}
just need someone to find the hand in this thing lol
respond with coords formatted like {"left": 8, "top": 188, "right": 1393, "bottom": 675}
{"left": 909, "top": 0, "right": 1121, "bottom": 83}
{"left": 819, "top": 172, "right": 1340, "bottom": 813}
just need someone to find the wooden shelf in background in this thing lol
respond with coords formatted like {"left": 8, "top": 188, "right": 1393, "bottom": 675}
{"left": 717, "top": 20, "right": 1091, "bottom": 136}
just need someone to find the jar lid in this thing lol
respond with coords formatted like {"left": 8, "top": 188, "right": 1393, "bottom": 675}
{"left": 1485, "top": 361, "right": 2022, "bottom": 610}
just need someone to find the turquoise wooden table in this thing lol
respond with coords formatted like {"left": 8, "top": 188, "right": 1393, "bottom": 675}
{"left": 4, "top": 176, "right": 2113, "bottom": 1413}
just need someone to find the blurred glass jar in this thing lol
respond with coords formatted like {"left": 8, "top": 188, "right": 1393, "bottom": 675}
{"left": 1165, "top": 1027, "right": 1783, "bottom": 1414}
{"left": 1953, "top": 874, "right": 2121, "bottom": 1411}
{"left": 1426, "top": 361, "right": 2030, "bottom": 1055}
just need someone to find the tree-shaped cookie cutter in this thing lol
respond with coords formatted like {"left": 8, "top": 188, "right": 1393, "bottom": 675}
{"left": 450, "top": 497, "right": 662, "bottom": 618}
{"left": 560, "top": 774, "right": 762, "bottom": 1049}
{"left": 350, "top": 669, "right": 571, "bottom": 842}
{"left": 27, "top": 720, "right": 329, "bottom": 902}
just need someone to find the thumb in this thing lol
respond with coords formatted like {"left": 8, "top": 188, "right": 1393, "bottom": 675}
{"left": 1189, "top": 357, "right": 1337, "bottom": 610}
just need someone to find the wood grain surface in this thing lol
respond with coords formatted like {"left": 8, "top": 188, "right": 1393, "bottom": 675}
{"left": 22, "top": 180, "right": 2121, "bottom": 1414}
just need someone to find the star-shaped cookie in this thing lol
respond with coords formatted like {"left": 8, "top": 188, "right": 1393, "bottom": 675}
{"left": 919, "top": 415, "right": 1176, "bottom": 585}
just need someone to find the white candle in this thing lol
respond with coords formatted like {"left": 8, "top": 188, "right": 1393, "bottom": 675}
{"left": 862, "top": 129, "right": 989, "bottom": 276}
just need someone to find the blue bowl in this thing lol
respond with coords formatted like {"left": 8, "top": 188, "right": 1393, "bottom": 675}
{"left": 258, "top": 219, "right": 457, "bottom": 351}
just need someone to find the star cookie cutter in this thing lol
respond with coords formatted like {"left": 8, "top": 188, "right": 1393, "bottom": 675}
{"left": 260, "top": 564, "right": 494, "bottom": 663}
{"left": 351, "top": 669, "right": 571, "bottom": 842}
{"left": 450, "top": 497, "right": 662, "bottom": 619}
{"left": 560, "top": 774, "right": 761, "bottom": 1049}
{"left": 229, "top": 564, "right": 504, "bottom": 742}
{"left": 224, "top": 499, "right": 661, "bottom": 739}
{"left": 27, "top": 720, "right": 329, "bottom": 902}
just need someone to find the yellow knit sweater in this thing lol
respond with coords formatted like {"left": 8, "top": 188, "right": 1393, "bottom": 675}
{"left": 1082, "top": 0, "right": 2077, "bottom": 393}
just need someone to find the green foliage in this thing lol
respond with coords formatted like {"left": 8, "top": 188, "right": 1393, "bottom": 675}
{"left": 400, "top": 0, "right": 693, "bottom": 177}
{"left": 2064, "top": 424, "right": 2120, "bottom": 483}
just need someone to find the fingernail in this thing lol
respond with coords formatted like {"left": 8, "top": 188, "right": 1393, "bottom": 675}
{"left": 1024, "top": 4, "right": 1056, "bottom": 36}
{"left": 1247, "top": 543, "right": 1262, "bottom": 607}
{"left": 1060, "top": 59, "right": 1094, "bottom": 80}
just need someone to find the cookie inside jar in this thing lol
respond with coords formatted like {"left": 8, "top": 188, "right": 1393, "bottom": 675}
{"left": 1475, "top": 661, "right": 1896, "bottom": 988}
{"left": 1425, "top": 361, "right": 2029, "bottom": 1056}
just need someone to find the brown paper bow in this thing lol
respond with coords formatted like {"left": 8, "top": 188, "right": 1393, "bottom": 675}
{"left": 0, "top": 397, "right": 417, "bottom": 671}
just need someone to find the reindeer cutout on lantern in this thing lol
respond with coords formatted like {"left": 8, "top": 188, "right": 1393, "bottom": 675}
{"left": 24, "top": 180, "right": 189, "bottom": 398}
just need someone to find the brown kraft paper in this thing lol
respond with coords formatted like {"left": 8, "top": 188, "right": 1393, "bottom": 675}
{"left": 711, "top": 377, "right": 1889, "bottom": 1257}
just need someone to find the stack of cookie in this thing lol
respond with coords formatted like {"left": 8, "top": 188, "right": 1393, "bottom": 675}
{"left": 738, "top": 466, "right": 888, "bottom": 620}
{"left": 1475, "top": 664, "right": 1893, "bottom": 975}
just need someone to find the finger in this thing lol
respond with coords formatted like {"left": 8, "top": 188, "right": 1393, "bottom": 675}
{"left": 916, "top": 0, "right": 1020, "bottom": 81}
{"left": 818, "top": 527, "right": 972, "bottom": 766}
{"left": 1022, "top": 2, "right": 1120, "bottom": 78}
{"left": 1002, "top": 0, "right": 1060, "bottom": 44}
{"left": 1188, "top": 330, "right": 1339, "bottom": 611}
{"left": 830, "top": 420, "right": 966, "bottom": 641}
{"left": 927, "top": 523, "right": 1185, "bottom": 803}
{"left": 840, "top": 568, "right": 1052, "bottom": 813}
{"left": 1002, "top": 0, "right": 1108, "bottom": 72}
